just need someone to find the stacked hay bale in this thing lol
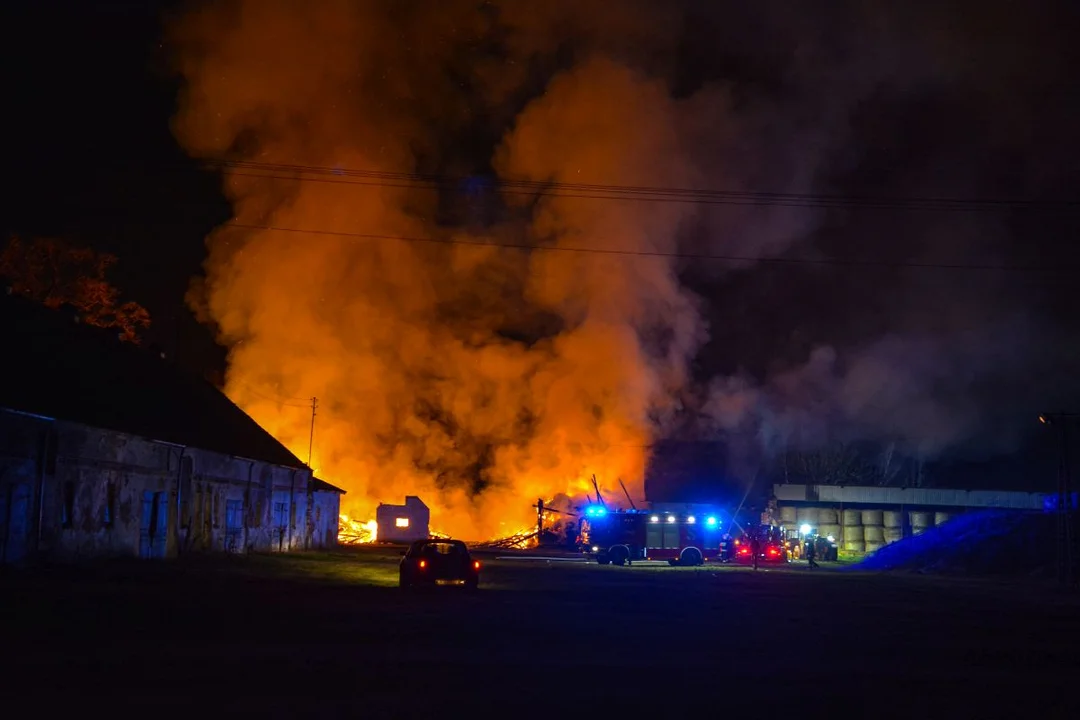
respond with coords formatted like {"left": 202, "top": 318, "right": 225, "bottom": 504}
{"left": 842, "top": 509, "right": 864, "bottom": 553}
{"left": 817, "top": 507, "right": 841, "bottom": 542}
{"left": 883, "top": 509, "right": 904, "bottom": 545}
{"left": 796, "top": 506, "right": 820, "bottom": 529}
{"left": 934, "top": 511, "right": 952, "bottom": 526}
{"left": 780, "top": 505, "right": 797, "bottom": 528}
{"left": 910, "top": 511, "right": 932, "bottom": 536}
{"left": 862, "top": 509, "right": 886, "bottom": 553}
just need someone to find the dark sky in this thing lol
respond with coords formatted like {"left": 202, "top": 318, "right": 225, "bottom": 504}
{"left": 4, "top": 0, "right": 229, "bottom": 377}
{"left": 5, "top": 0, "right": 1080, "bottom": 500}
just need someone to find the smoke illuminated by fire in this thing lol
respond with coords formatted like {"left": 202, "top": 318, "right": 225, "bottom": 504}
{"left": 169, "top": 1, "right": 703, "bottom": 538}
{"left": 168, "top": 0, "right": 1080, "bottom": 535}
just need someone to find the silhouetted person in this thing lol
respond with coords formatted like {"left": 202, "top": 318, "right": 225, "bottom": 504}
{"left": 750, "top": 532, "right": 760, "bottom": 570}
{"left": 806, "top": 538, "right": 819, "bottom": 569}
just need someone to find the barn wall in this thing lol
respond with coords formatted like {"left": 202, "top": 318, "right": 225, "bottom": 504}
{"left": 1, "top": 409, "right": 328, "bottom": 564}
{"left": 311, "top": 489, "right": 342, "bottom": 549}
{"left": 0, "top": 410, "right": 50, "bottom": 564}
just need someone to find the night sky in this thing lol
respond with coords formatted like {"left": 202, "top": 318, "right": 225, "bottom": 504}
{"left": 5, "top": 0, "right": 229, "bottom": 377}
{"left": 5, "top": 0, "right": 1080, "bottom": 510}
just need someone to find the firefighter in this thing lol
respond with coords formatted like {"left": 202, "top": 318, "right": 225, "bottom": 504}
{"left": 750, "top": 530, "right": 760, "bottom": 570}
{"left": 720, "top": 532, "right": 732, "bottom": 563}
{"left": 805, "top": 534, "right": 819, "bottom": 569}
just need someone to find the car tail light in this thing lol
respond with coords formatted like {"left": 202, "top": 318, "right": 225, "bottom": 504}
{"left": 473, "top": 561, "right": 481, "bottom": 570}
{"left": 418, "top": 560, "right": 426, "bottom": 569}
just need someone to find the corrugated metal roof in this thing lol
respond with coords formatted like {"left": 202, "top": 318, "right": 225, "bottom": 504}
{"left": 774, "top": 483, "right": 1046, "bottom": 509}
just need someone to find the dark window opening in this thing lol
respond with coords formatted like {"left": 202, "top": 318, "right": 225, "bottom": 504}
{"left": 104, "top": 482, "right": 116, "bottom": 528}
{"left": 62, "top": 481, "right": 75, "bottom": 529}
{"left": 195, "top": 486, "right": 203, "bottom": 529}
{"left": 226, "top": 499, "right": 244, "bottom": 531}
{"left": 148, "top": 492, "right": 163, "bottom": 537}
{"left": 225, "top": 498, "right": 244, "bottom": 552}
{"left": 179, "top": 456, "right": 193, "bottom": 529}
{"left": 202, "top": 487, "right": 212, "bottom": 530}
{"left": 43, "top": 427, "right": 58, "bottom": 475}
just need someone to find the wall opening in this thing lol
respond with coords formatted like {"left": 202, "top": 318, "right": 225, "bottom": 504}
{"left": 103, "top": 482, "right": 116, "bottom": 528}
{"left": 61, "top": 481, "right": 75, "bottom": 529}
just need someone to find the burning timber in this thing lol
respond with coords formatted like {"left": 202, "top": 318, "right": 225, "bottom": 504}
{"left": 474, "top": 530, "right": 540, "bottom": 550}
{"left": 338, "top": 514, "right": 378, "bottom": 545}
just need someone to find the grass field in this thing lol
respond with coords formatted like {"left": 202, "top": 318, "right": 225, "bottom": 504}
{"left": 2, "top": 547, "right": 1077, "bottom": 716}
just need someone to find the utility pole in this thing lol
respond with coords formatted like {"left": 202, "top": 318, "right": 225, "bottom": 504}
{"left": 307, "top": 397, "right": 318, "bottom": 468}
{"left": 1040, "top": 413, "right": 1077, "bottom": 588}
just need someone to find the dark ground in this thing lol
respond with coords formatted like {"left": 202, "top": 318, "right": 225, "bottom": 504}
{"left": 2, "top": 548, "right": 1077, "bottom": 717}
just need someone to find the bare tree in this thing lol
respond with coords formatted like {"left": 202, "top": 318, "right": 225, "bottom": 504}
{"left": 786, "top": 441, "right": 871, "bottom": 486}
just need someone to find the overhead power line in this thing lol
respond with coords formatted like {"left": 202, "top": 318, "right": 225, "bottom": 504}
{"left": 232, "top": 379, "right": 312, "bottom": 407}
{"left": 203, "top": 158, "right": 1080, "bottom": 213}
{"left": 223, "top": 221, "right": 1075, "bottom": 274}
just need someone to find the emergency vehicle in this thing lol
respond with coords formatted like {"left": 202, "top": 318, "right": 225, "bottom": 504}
{"left": 732, "top": 523, "right": 790, "bottom": 564}
{"left": 578, "top": 505, "right": 726, "bottom": 566}
{"left": 784, "top": 525, "right": 839, "bottom": 561}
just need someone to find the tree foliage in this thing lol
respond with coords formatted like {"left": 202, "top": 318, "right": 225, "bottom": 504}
{"left": 1, "top": 235, "right": 151, "bottom": 343}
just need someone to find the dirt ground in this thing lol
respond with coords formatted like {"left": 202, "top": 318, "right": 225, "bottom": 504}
{"left": 2, "top": 547, "right": 1077, "bottom": 717}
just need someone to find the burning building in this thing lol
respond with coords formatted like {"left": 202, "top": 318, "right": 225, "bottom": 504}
{"left": 374, "top": 496, "right": 430, "bottom": 543}
{"left": 0, "top": 293, "right": 343, "bottom": 565}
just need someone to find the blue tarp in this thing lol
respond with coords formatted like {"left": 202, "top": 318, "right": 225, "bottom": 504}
{"left": 850, "top": 509, "right": 1056, "bottom": 576}
{"left": 1042, "top": 493, "right": 1080, "bottom": 512}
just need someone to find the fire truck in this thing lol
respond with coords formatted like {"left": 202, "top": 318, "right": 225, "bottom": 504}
{"left": 578, "top": 505, "right": 726, "bottom": 566}
{"left": 732, "top": 523, "right": 790, "bottom": 564}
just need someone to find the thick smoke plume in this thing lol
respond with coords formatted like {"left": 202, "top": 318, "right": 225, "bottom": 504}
{"left": 169, "top": 0, "right": 714, "bottom": 535}
{"left": 170, "top": 0, "right": 1080, "bottom": 531}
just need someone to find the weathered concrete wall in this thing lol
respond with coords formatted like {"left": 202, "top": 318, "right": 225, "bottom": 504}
{"left": 1, "top": 408, "right": 338, "bottom": 564}
{"left": 0, "top": 410, "right": 51, "bottom": 564}
{"left": 311, "top": 489, "right": 341, "bottom": 549}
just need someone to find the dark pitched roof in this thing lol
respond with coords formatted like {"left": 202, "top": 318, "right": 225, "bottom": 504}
{"left": 0, "top": 291, "right": 305, "bottom": 469}
{"left": 312, "top": 478, "right": 346, "bottom": 494}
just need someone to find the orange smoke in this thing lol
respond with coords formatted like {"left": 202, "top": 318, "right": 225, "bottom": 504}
{"left": 169, "top": 1, "right": 706, "bottom": 538}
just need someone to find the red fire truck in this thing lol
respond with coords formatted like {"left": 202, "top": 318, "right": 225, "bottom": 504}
{"left": 578, "top": 505, "right": 726, "bottom": 566}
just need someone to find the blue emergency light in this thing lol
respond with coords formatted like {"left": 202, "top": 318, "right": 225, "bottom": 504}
{"left": 584, "top": 505, "right": 607, "bottom": 517}
{"left": 706, "top": 516, "right": 719, "bottom": 527}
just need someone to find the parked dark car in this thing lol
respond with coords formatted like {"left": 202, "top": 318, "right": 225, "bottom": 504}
{"left": 399, "top": 539, "right": 481, "bottom": 590}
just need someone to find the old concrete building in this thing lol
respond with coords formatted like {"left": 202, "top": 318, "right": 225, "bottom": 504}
{"left": 375, "top": 496, "right": 430, "bottom": 543}
{"left": 0, "top": 292, "right": 344, "bottom": 565}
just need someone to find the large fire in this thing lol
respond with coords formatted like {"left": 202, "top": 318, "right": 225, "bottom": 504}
{"left": 338, "top": 515, "right": 378, "bottom": 544}
{"left": 169, "top": 1, "right": 705, "bottom": 539}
